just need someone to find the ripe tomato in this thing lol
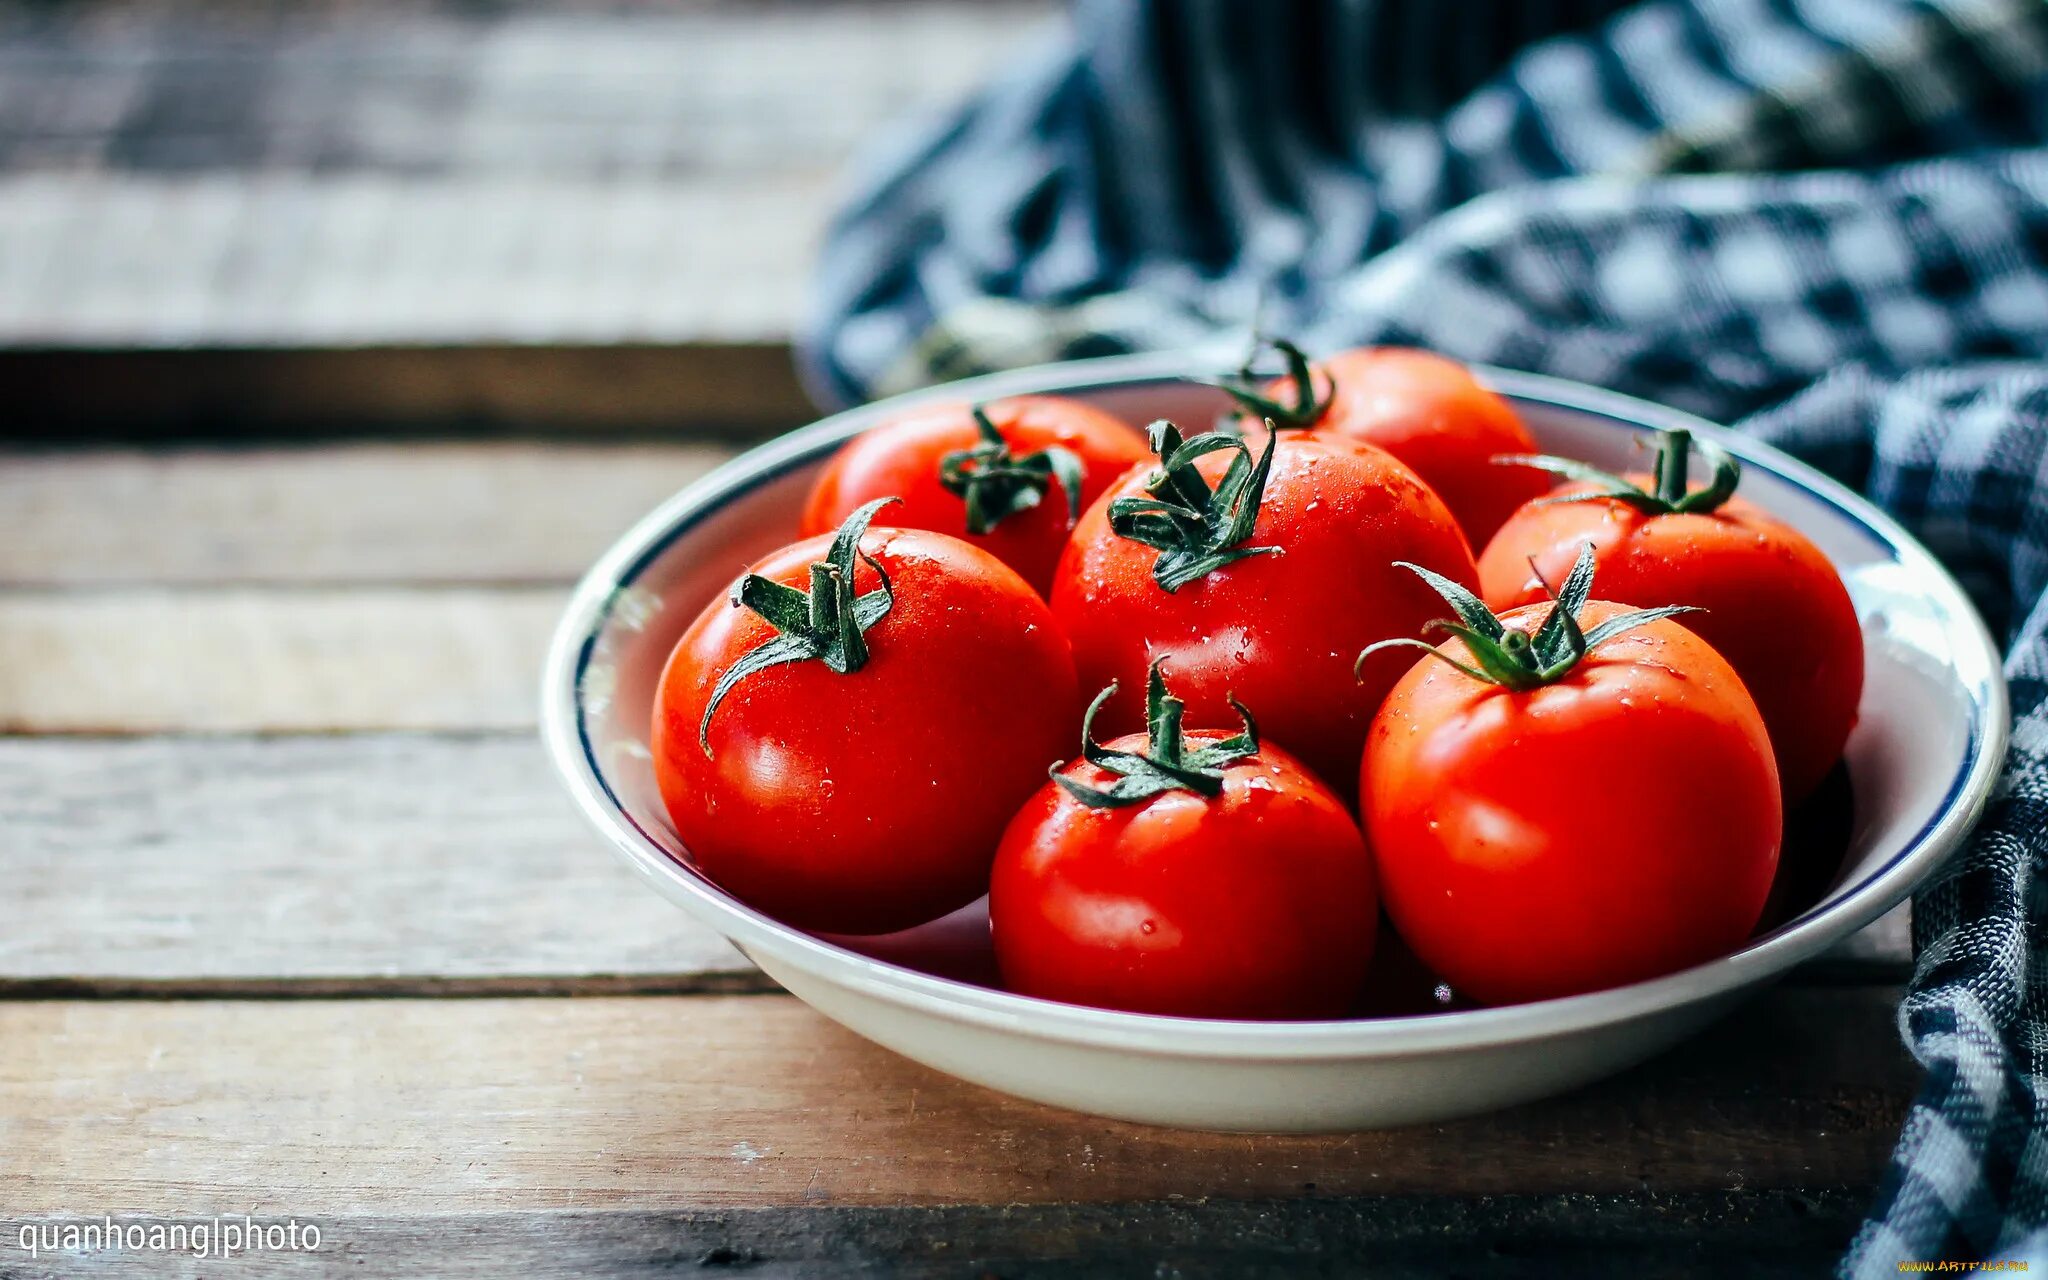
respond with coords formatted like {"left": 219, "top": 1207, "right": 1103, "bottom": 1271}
{"left": 800, "top": 396, "right": 1150, "bottom": 595}
{"left": 1362, "top": 548, "right": 1781, "bottom": 1006}
{"left": 1049, "top": 420, "right": 1478, "bottom": 790}
{"left": 991, "top": 662, "right": 1377, "bottom": 1019}
{"left": 1477, "top": 428, "right": 1863, "bottom": 801}
{"left": 1222, "top": 340, "right": 1552, "bottom": 550}
{"left": 651, "top": 500, "right": 1079, "bottom": 935}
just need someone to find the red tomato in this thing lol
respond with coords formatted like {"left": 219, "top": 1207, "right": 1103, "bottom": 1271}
{"left": 651, "top": 501, "right": 1079, "bottom": 935}
{"left": 991, "top": 663, "right": 1377, "bottom": 1019}
{"left": 1229, "top": 341, "right": 1552, "bottom": 549}
{"left": 1049, "top": 421, "right": 1478, "bottom": 790}
{"left": 1362, "top": 551, "right": 1781, "bottom": 1006}
{"left": 800, "top": 396, "right": 1150, "bottom": 595}
{"left": 1476, "top": 429, "right": 1863, "bottom": 802}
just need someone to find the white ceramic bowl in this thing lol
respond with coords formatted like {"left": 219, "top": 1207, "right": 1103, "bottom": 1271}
{"left": 540, "top": 352, "right": 2008, "bottom": 1132}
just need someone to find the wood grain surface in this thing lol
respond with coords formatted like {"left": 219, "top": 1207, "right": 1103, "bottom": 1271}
{"left": 0, "top": 732, "right": 1909, "bottom": 994}
{"left": 0, "top": 988, "right": 1912, "bottom": 1216}
{"left": 0, "top": 1196, "right": 1875, "bottom": 1277}
{"left": 0, "top": 443, "right": 727, "bottom": 586}
{"left": 0, "top": 0, "right": 1056, "bottom": 432}
{"left": 0, "top": 1196, "right": 1877, "bottom": 1278}
{"left": 0, "top": 0, "right": 1052, "bottom": 349}
{"left": 0, "top": 587, "right": 560, "bottom": 733}
{"left": 1, "top": 734, "right": 751, "bottom": 994}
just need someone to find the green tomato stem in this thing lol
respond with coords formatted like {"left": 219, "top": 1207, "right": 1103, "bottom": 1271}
{"left": 1359, "top": 544, "right": 1700, "bottom": 691}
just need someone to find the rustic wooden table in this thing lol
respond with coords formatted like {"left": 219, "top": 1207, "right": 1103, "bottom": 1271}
{"left": 0, "top": 2, "right": 1922, "bottom": 1274}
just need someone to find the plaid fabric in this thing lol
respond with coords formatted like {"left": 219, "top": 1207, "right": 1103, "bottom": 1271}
{"left": 800, "top": 0, "right": 2048, "bottom": 1269}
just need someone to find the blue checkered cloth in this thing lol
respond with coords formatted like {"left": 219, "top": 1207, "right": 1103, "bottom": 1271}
{"left": 801, "top": 0, "right": 2048, "bottom": 1268}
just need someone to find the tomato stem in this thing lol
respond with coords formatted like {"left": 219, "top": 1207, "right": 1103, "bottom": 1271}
{"left": 697, "top": 498, "right": 899, "bottom": 756}
{"left": 1358, "top": 544, "right": 1699, "bottom": 690}
{"left": 1055, "top": 660, "right": 1261, "bottom": 809}
{"left": 1203, "top": 336, "right": 1332, "bottom": 430}
{"left": 1653, "top": 429, "right": 1692, "bottom": 507}
{"left": 936, "top": 404, "right": 1086, "bottom": 535}
{"left": 1106, "top": 420, "right": 1282, "bottom": 592}
{"left": 1496, "top": 427, "right": 1741, "bottom": 516}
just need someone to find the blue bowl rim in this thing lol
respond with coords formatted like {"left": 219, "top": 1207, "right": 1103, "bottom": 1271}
{"left": 539, "top": 350, "right": 2009, "bottom": 1060}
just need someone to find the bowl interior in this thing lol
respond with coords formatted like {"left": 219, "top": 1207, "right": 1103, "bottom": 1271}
{"left": 564, "top": 362, "right": 2003, "bottom": 1022}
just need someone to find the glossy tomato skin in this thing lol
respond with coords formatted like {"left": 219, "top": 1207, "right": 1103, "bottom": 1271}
{"left": 991, "top": 734, "right": 1377, "bottom": 1019}
{"left": 651, "top": 527, "right": 1079, "bottom": 936}
{"left": 1049, "top": 435, "right": 1478, "bottom": 790}
{"left": 1271, "top": 347, "right": 1552, "bottom": 550}
{"left": 1363, "top": 602, "right": 1781, "bottom": 1006}
{"left": 800, "top": 396, "right": 1150, "bottom": 595}
{"left": 1477, "top": 482, "right": 1863, "bottom": 802}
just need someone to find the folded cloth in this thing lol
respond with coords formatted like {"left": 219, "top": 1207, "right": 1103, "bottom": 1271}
{"left": 802, "top": 0, "right": 2048, "bottom": 1269}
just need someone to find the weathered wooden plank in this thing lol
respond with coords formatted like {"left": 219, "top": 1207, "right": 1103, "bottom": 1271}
{"left": 0, "top": 988, "right": 1913, "bottom": 1215}
{"left": 0, "top": 1, "right": 1050, "bottom": 350}
{"left": 0, "top": 587, "right": 559, "bottom": 733}
{"left": 0, "top": 177, "right": 830, "bottom": 348}
{"left": 0, "top": 442, "right": 731, "bottom": 587}
{"left": 0, "top": 0, "right": 1054, "bottom": 431}
{"left": 0, "top": 1193, "right": 1874, "bottom": 1278}
{"left": 0, "top": 734, "right": 751, "bottom": 993}
{"left": 0, "top": 734, "right": 1912, "bottom": 993}
{"left": 0, "top": 1, "right": 1048, "bottom": 186}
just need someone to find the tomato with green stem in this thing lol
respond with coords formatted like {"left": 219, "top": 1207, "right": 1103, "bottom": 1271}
{"left": 800, "top": 396, "right": 1149, "bottom": 595}
{"left": 991, "top": 660, "right": 1377, "bottom": 1019}
{"left": 1216, "top": 339, "right": 1553, "bottom": 550}
{"left": 1479, "top": 427, "right": 1863, "bottom": 802}
{"left": 651, "top": 500, "right": 1080, "bottom": 935}
{"left": 1049, "top": 419, "right": 1478, "bottom": 790}
{"left": 1361, "top": 545, "right": 1781, "bottom": 1006}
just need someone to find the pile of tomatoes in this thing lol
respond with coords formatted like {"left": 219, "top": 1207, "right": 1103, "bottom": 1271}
{"left": 651, "top": 342, "right": 1863, "bottom": 1019}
